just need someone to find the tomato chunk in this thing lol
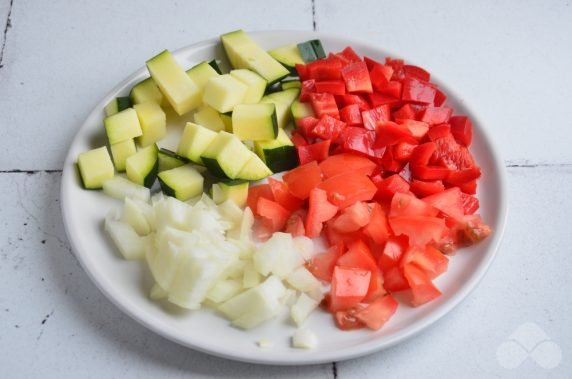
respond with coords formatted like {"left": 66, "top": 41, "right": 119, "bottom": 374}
{"left": 423, "top": 187, "right": 464, "bottom": 220}
{"left": 306, "top": 244, "right": 343, "bottom": 282}
{"left": 330, "top": 266, "right": 371, "bottom": 311}
{"left": 403, "top": 263, "right": 442, "bottom": 306}
{"left": 390, "top": 192, "right": 439, "bottom": 218}
{"left": 355, "top": 295, "right": 398, "bottom": 330}
{"left": 319, "top": 153, "right": 376, "bottom": 178}
{"left": 332, "top": 201, "right": 372, "bottom": 233}
{"left": 283, "top": 161, "right": 323, "bottom": 200}
{"left": 362, "top": 203, "right": 390, "bottom": 244}
{"left": 257, "top": 197, "right": 290, "bottom": 232}
{"left": 267, "top": 177, "right": 303, "bottom": 212}
{"left": 247, "top": 184, "right": 273, "bottom": 215}
{"left": 305, "top": 188, "right": 339, "bottom": 238}
{"left": 318, "top": 172, "right": 377, "bottom": 209}
{"left": 389, "top": 216, "right": 446, "bottom": 246}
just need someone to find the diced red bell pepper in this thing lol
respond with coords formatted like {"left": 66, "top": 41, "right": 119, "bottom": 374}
{"left": 410, "top": 179, "right": 445, "bottom": 197}
{"left": 460, "top": 192, "right": 480, "bottom": 215}
{"left": 397, "top": 119, "right": 430, "bottom": 140}
{"left": 341, "top": 61, "right": 373, "bottom": 93}
{"left": 362, "top": 203, "right": 390, "bottom": 244}
{"left": 381, "top": 147, "right": 403, "bottom": 173}
{"left": 338, "top": 127, "right": 385, "bottom": 160}
{"left": 410, "top": 142, "right": 438, "bottom": 166}
{"left": 420, "top": 106, "right": 453, "bottom": 125}
{"left": 374, "top": 121, "right": 414, "bottom": 148}
{"left": 427, "top": 123, "right": 452, "bottom": 141}
{"left": 306, "top": 58, "right": 343, "bottom": 81}
{"left": 361, "top": 105, "right": 390, "bottom": 130}
{"left": 394, "top": 141, "right": 418, "bottom": 161}
{"left": 340, "top": 104, "right": 363, "bottom": 125}
{"left": 433, "top": 87, "right": 447, "bottom": 107}
{"left": 369, "top": 64, "right": 394, "bottom": 91}
{"left": 403, "top": 65, "right": 431, "bottom": 82}
{"left": 315, "top": 80, "right": 346, "bottom": 96}
{"left": 367, "top": 92, "right": 401, "bottom": 107}
{"left": 305, "top": 188, "right": 339, "bottom": 238}
{"left": 319, "top": 153, "right": 377, "bottom": 178}
{"left": 402, "top": 77, "right": 437, "bottom": 104}
{"left": 330, "top": 266, "right": 371, "bottom": 311}
{"left": 377, "top": 81, "right": 402, "bottom": 98}
{"left": 364, "top": 56, "right": 382, "bottom": 71}
{"left": 290, "top": 130, "right": 308, "bottom": 147}
{"left": 296, "top": 63, "right": 309, "bottom": 81}
{"left": 446, "top": 167, "right": 482, "bottom": 185}
{"left": 449, "top": 116, "right": 473, "bottom": 146}
{"left": 338, "top": 46, "right": 361, "bottom": 63}
{"left": 411, "top": 165, "right": 450, "bottom": 181}
{"left": 318, "top": 171, "right": 378, "bottom": 209}
{"left": 296, "top": 116, "right": 320, "bottom": 136}
{"left": 393, "top": 104, "right": 416, "bottom": 120}
{"left": 458, "top": 179, "right": 477, "bottom": 195}
{"left": 340, "top": 94, "right": 370, "bottom": 111}
{"left": 374, "top": 174, "right": 411, "bottom": 202}
{"left": 297, "top": 139, "right": 331, "bottom": 165}
{"left": 299, "top": 79, "right": 316, "bottom": 102}
{"left": 282, "top": 160, "right": 323, "bottom": 200}
{"left": 310, "top": 115, "right": 346, "bottom": 140}
{"left": 310, "top": 93, "right": 340, "bottom": 119}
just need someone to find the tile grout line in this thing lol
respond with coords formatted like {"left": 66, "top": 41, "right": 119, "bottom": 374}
{"left": 332, "top": 361, "right": 338, "bottom": 379}
{"left": 311, "top": 0, "right": 316, "bottom": 31}
{"left": 0, "top": 169, "right": 62, "bottom": 174}
{"left": 0, "top": 0, "right": 14, "bottom": 69}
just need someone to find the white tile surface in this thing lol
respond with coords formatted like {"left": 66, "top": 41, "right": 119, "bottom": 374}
{"left": 0, "top": 0, "right": 313, "bottom": 170}
{"left": 0, "top": 172, "right": 333, "bottom": 378}
{"left": 315, "top": 0, "right": 572, "bottom": 164}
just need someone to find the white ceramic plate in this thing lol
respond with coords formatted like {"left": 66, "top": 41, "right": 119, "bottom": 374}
{"left": 61, "top": 31, "right": 508, "bottom": 365}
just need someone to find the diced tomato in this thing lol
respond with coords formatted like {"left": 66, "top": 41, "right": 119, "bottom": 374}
{"left": 331, "top": 202, "right": 372, "bottom": 233}
{"left": 361, "top": 105, "right": 390, "bottom": 130}
{"left": 403, "top": 65, "right": 431, "bottom": 82}
{"left": 306, "top": 243, "right": 344, "bottom": 282}
{"left": 339, "top": 104, "right": 363, "bottom": 126}
{"left": 420, "top": 107, "right": 453, "bottom": 125}
{"left": 299, "top": 79, "right": 315, "bottom": 102}
{"left": 334, "top": 306, "right": 366, "bottom": 330}
{"left": 315, "top": 80, "right": 346, "bottom": 95}
{"left": 310, "top": 93, "right": 340, "bottom": 119}
{"left": 330, "top": 266, "right": 371, "bottom": 311}
{"left": 355, "top": 295, "right": 398, "bottom": 330}
{"left": 460, "top": 192, "right": 480, "bottom": 215}
{"left": 305, "top": 188, "right": 339, "bottom": 238}
{"left": 282, "top": 160, "right": 323, "bottom": 200}
{"left": 394, "top": 141, "right": 418, "bottom": 161}
{"left": 397, "top": 119, "right": 430, "bottom": 140}
{"left": 297, "top": 139, "right": 331, "bottom": 165}
{"left": 340, "top": 94, "right": 370, "bottom": 111}
{"left": 423, "top": 187, "right": 464, "bottom": 220}
{"left": 311, "top": 115, "right": 346, "bottom": 140}
{"left": 378, "top": 235, "right": 408, "bottom": 272}
{"left": 324, "top": 221, "right": 364, "bottom": 249}
{"left": 390, "top": 192, "right": 439, "bottom": 218}
{"left": 377, "top": 81, "right": 402, "bottom": 98}
{"left": 341, "top": 61, "right": 373, "bottom": 93}
{"left": 449, "top": 116, "right": 473, "bottom": 146}
{"left": 389, "top": 216, "right": 446, "bottom": 246}
{"left": 247, "top": 184, "right": 273, "bottom": 215}
{"left": 296, "top": 116, "right": 320, "bottom": 136}
{"left": 306, "top": 58, "right": 343, "bottom": 81}
{"left": 403, "top": 263, "right": 442, "bottom": 306}
{"left": 362, "top": 203, "right": 390, "bottom": 244}
{"left": 338, "top": 127, "right": 385, "bottom": 159}
{"left": 319, "top": 153, "right": 376, "bottom": 178}
{"left": 374, "top": 174, "right": 411, "bottom": 202}
{"left": 284, "top": 210, "right": 306, "bottom": 236}
{"left": 364, "top": 269, "right": 387, "bottom": 302}
{"left": 267, "top": 177, "right": 303, "bottom": 212}
{"left": 257, "top": 197, "right": 290, "bottom": 232}
{"left": 318, "top": 172, "right": 377, "bottom": 209}
{"left": 402, "top": 77, "right": 436, "bottom": 104}
{"left": 461, "top": 214, "right": 492, "bottom": 243}
{"left": 410, "top": 179, "right": 445, "bottom": 197}
{"left": 383, "top": 266, "right": 410, "bottom": 292}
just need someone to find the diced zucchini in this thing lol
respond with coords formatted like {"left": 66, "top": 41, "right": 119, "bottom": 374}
{"left": 77, "top": 146, "right": 115, "bottom": 189}
{"left": 254, "top": 129, "right": 298, "bottom": 173}
{"left": 209, "top": 59, "right": 223, "bottom": 74}
{"left": 201, "top": 131, "right": 252, "bottom": 179}
{"left": 220, "top": 113, "right": 233, "bottom": 132}
{"left": 291, "top": 99, "right": 315, "bottom": 122}
{"left": 104, "top": 108, "right": 143, "bottom": 145}
{"left": 102, "top": 175, "right": 150, "bottom": 202}
{"left": 110, "top": 139, "right": 137, "bottom": 172}
{"left": 236, "top": 153, "right": 272, "bottom": 181}
{"left": 259, "top": 88, "right": 300, "bottom": 129}
{"left": 232, "top": 103, "right": 278, "bottom": 141}
{"left": 146, "top": 50, "right": 201, "bottom": 115}
{"left": 281, "top": 80, "right": 301, "bottom": 90}
{"left": 134, "top": 102, "right": 166, "bottom": 147}
{"left": 193, "top": 105, "right": 226, "bottom": 132}
{"left": 220, "top": 30, "right": 289, "bottom": 84}
{"left": 158, "top": 164, "right": 204, "bottom": 201}
{"left": 177, "top": 122, "right": 218, "bottom": 164}
{"left": 158, "top": 148, "right": 186, "bottom": 172}
{"left": 126, "top": 144, "right": 159, "bottom": 188}
{"left": 186, "top": 61, "right": 220, "bottom": 92}
{"left": 130, "top": 77, "right": 164, "bottom": 105}
{"left": 268, "top": 44, "right": 304, "bottom": 73}
{"left": 105, "top": 97, "right": 132, "bottom": 116}
{"left": 202, "top": 74, "right": 248, "bottom": 113}
{"left": 297, "top": 39, "right": 326, "bottom": 63}
{"left": 211, "top": 180, "right": 249, "bottom": 207}
{"left": 229, "top": 69, "right": 267, "bottom": 104}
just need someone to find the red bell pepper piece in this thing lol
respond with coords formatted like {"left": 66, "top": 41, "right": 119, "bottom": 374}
{"left": 402, "top": 77, "right": 437, "bottom": 104}
{"left": 341, "top": 61, "right": 373, "bottom": 93}
{"left": 297, "top": 139, "right": 331, "bottom": 165}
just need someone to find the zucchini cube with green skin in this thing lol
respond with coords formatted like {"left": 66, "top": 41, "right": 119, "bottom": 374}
{"left": 281, "top": 80, "right": 301, "bottom": 90}
{"left": 201, "top": 131, "right": 252, "bottom": 179}
{"left": 236, "top": 153, "right": 272, "bottom": 181}
{"left": 104, "top": 108, "right": 143, "bottom": 145}
{"left": 130, "top": 77, "right": 164, "bottom": 105}
{"left": 186, "top": 61, "right": 220, "bottom": 92}
{"left": 268, "top": 44, "right": 304, "bottom": 72}
{"left": 126, "top": 144, "right": 159, "bottom": 188}
{"left": 105, "top": 97, "right": 132, "bottom": 116}
{"left": 202, "top": 74, "right": 248, "bottom": 113}
{"left": 77, "top": 146, "right": 115, "bottom": 189}
{"left": 110, "top": 139, "right": 137, "bottom": 172}
{"left": 260, "top": 88, "right": 300, "bottom": 129}
{"left": 158, "top": 149, "right": 186, "bottom": 172}
{"left": 177, "top": 122, "right": 218, "bottom": 164}
{"left": 158, "top": 164, "right": 204, "bottom": 201}
{"left": 146, "top": 50, "right": 201, "bottom": 115}
{"left": 211, "top": 180, "right": 249, "bottom": 207}
{"left": 254, "top": 129, "right": 298, "bottom": 173}
{"left": 193, "top": 105, "right": 225, "bottom": 132}
{"left": 134, "top": 102, "right": 166, "bottom": 147}
{"left": 291, "top": 99, "right": 315, "bottom": 122}
{"left": 220, "top": 30, "right": 289, "bottom": 84}
{"left": 229, "top": 69, "right": 267, "bottom": 104}
{"left": 232, "top": 103, "right": 278, "bottom": 141}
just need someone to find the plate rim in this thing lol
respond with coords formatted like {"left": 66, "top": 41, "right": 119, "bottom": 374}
{"left": 60, "top": 30, "right": 509, "bottom": 365}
